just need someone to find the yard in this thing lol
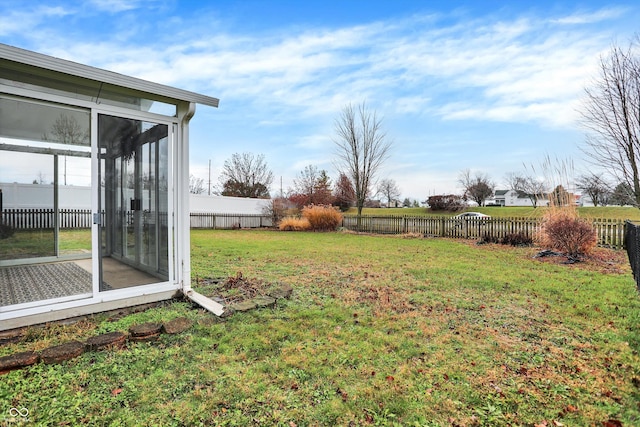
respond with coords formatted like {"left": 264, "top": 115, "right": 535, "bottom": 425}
{"left": 1, "top": 229, "right": 639, "bottom": 426}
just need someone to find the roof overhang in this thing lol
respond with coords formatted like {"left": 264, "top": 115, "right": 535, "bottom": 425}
{"left": 0, "top": 43, "right": 219, "bottom": 108}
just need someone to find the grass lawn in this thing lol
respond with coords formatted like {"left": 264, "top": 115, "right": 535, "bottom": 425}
{"left": 0, "top": 228, "right": 91, "bottom": 260}
{"left": 1, "top": 230, "right": 639, "bottom": 426}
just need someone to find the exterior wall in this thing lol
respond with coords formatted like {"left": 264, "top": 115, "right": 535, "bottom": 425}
{"left": 1, "top": 183, "right": 91, "bottom": 209}
{"left": 190, "top": 194, "right": 270, "bottom": 215}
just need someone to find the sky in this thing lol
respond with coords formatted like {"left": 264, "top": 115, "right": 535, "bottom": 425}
{"left": 1, "top": 0, "right": 639, "bottom": 202}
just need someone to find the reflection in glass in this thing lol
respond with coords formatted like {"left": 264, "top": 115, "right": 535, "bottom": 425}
{"left": 0, "top": 96, "right": 92, "bottom": 307}
{"left": 98, "top": 114, "right": 169, "bottom": 291}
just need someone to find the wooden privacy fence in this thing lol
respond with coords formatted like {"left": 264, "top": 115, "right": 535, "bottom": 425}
{"left": 341, "top": 215, "right": 627, "bottom": 249}
{"left": 190, "top": 213, "right": 273, "bottom": 229}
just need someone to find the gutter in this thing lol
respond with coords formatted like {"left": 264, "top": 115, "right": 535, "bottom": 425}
{"left": 178, "top": 101, "right": 226, "bottom": 317}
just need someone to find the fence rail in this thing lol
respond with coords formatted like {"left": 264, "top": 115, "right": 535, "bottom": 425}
{"left": 190, "top": 213, "right": 272, "bottom": 229}
{"left": 341, "top": 215, "right": 626, "bottom": 249}
{"left": 1, "top": 209, "right": 274, "bottom": 230}
{"left": 1, "top": 208, "right": 93, "bottom": 229}
{"left": 0, "top": 209, "right": 628, "bottom": 249}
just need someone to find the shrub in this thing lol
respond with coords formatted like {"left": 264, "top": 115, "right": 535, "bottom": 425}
{"left": 427, "top": 194, "right": 465, "bottom": 211}
{"left": 501, "top": 232, "right": 533, "bottom": 247}
{"left": 301, "top": 204, "right": 343, "bottom": 231}
{"left": 478, "top": 233, "right": 500, "bottom": 244}
{"left": 278, "top": 217, "right": 311, "bottom": 231}
{"left": 537, "top": 210, "right": 597, "bottom": 258}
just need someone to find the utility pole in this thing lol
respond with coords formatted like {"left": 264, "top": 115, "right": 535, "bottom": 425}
{"left": 208, "top": 159, "right": 211, "bottom": 195}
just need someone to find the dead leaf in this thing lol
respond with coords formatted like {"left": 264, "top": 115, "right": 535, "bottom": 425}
{"left": 111, "top": 388, "right": 123, "bottom": 396}
{"left": 602, "top": 420, "right": 622, "bottom": 427}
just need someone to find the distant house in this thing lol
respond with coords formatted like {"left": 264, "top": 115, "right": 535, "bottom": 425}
{"left": 494, "top": 189, "right": 585, "bottom": 207}
{"left": 494, "top": 189, "right": 549, "bottom": 207}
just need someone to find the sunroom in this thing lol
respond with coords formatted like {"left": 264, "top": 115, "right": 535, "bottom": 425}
{"left": 0, "top": 43, "right": 220, "bottom": 331}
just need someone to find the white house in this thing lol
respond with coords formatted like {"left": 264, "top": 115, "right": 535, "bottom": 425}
{"left": 0, "top": 43, "right": 222, "bottom": 330}
{"left": 494, "top": 189, "right": 549, "bottom": 207}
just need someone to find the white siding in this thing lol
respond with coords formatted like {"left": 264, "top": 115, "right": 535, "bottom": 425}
{"left": 190, "top": 194, "right": 270, "bottom": 214}
{"left": 0, "top": 182, "right": 91, "bottom": 209}
{"left": 1, "top": 183, "right": 271, "bottom": 214}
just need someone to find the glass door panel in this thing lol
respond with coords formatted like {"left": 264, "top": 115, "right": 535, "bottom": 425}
{"left": 58, "top": 155, "right": 92, "bottom": 258}
{"left": 0, "top": 96, "right": 92, "bottom": 308}
{"left": 98, "top": 114, "right": 169, "bottom": 291}
{"left": 0, "top": 151, "right": 55, "bottom": 261}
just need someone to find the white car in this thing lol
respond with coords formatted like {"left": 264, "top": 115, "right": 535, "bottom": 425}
{"left": 453, "top": 212, "right": 491, "bottom": 219}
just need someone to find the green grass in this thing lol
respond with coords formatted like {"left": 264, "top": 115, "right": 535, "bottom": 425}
{"left": 347, "top": 206, "right": 640, "bottom": 220}
{"left": 0, "top": 229, "right": 55, "bottom": 260}
{"left": 0, "top": 229, "right": 91, "bottom": 260}
{"left": 2, "top": 230, "right": 640, "bottom": 426}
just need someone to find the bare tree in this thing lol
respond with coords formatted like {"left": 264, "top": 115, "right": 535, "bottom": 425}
{"left": 377, "top": 178, "right": 401, "bottom": 207}
{"left": 218, "top": 152, "right": 274, "bottom": 198}
{"left": 581, "top": 36, "right": 640, "bottom": 207}
{"left": 575, "top": 173, "right": 611, "bottom": 206}
{"left": 333, "top": 102, "right": 392, "bottom": 217}
{"left": 43, "top": 113, "right": 89, "bottom": 146}
{"left": 262, "top": 197, "right": 289, "bottom": 226}
{"left": 459, "top": 169, "right": 494, "bottom": 207}
{"left": 189, "top": 174, "right": 206, "bottom": 194}
{"left": 505, "top": 171, "right": 548, "bottom": 208}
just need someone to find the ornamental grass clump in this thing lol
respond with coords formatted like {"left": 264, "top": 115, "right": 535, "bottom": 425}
{"left": 301, "top": 204, "right": 343, "bottom": 231}
{"left": 278, "top": 217, "right": 311, "bottom": 231}
{"left": 535, "top": 156, "right": 597, "bottom": 258}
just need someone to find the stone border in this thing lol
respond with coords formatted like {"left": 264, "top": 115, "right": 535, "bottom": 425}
{"left": 0, "top": 317, "right": 193, "bottom": 375}
{"left": 0, "top": 283, "right": 294, "bottom": 374}
{"left": 227, "top": 284, "right": 293, "bottom": 313}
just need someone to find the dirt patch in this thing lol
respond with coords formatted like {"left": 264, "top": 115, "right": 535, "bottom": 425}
{"left": 532, "top": 246, "right": 630, "bottom": 274}
{"left": 461, "top": 240, "right": 631, "bottom": 275}
{"left": 195, "top": 272, "right": 274, "bottom": 305}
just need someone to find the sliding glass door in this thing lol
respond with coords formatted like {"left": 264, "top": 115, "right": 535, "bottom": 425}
{"left": 0, "top": 96, "right": 92, "bottom": 308}
{"left": 98, "top": 114, "right": 170, "bottom": 291}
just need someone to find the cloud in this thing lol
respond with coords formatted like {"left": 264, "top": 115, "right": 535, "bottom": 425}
{"left": 85, "top": 0, "right": 164, "bottom": 13}
{"left": 7, "top": 3, "right": 621, "bottom": 133}
{"left": 550, "top": 7, "right": 627, "bottom": 25}
{"left": 0, "top": 5, "right": 72, "bottom": 37}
